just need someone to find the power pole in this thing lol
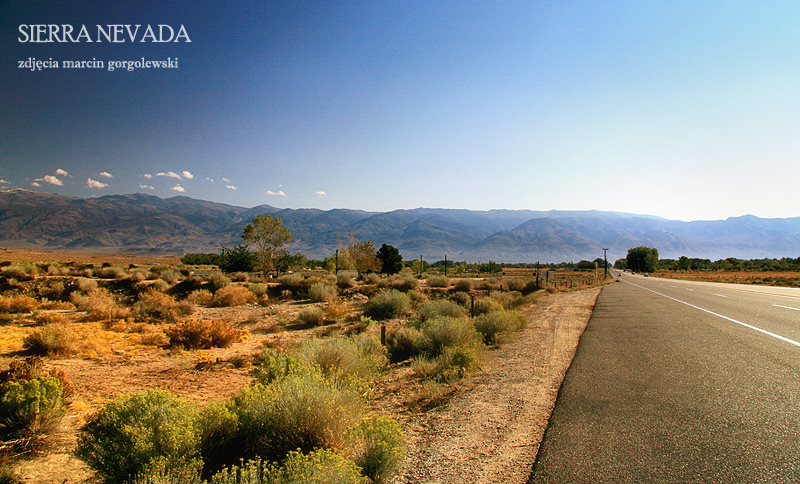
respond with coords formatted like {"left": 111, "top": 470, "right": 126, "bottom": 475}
{"left": 444, "top": 254, "right": 447, "bottom": 277}
{"left": 602, "top": 248, "right": 609, "bottom": 279}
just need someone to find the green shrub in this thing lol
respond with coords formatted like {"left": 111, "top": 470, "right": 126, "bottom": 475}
{"left": 415, "top": 316, "right": 478, "bottom": 357}
{"left": 210, "top": 450, "right": 367, "bottom": 484}
{"left": 251, "top": 350, "right": 318, "bottom": 385}
{"left": 412, "top": 300, "right": 466, "bottom": 326}
{"left": 22, "top": 323, "right": 77, "bottom": 356}
{"left": 271, "top": 449, "right": 367, "bottom": 484}
{"left": 387, "top": 326, "right": 421, "bottom": 362}
{"left": 164, "top": 319, "right": 245, "bottom": 349}
{"left": 411, "top": 346, "right": 478, "bottom": 382}
{"left": 248, "top": 283, "right": 269, "bottom": 298}
{"left": 296, "top": 306, "right": 325, "bottom": 326}
{"left": 452, "top": 279, "right": 473, "bottom": 292}
{"left": 0, "top": 376, "right": 67, "bottom": 444}
{"left": 489, "top": 291, "right": 516, "bottom": 309}
{"left": 309, "top": 283, "right": 337, "bottom": 302}
{"left": 75, "top": 389, "right": 201, "bottom": 484}
{"left": 210, "top": 273, "right": 231, "bottom": 290}
{"left": 152, "top": 279, "right": 171, "bottom": 293}
{"left": 347, "top": 416, "right": 406, "bottom": 483}
{"left": 362, "top": 289, "right": 410, "bottom": 320}
{"left": 1, "top": 263, "right": 37, "bottom": 280}
{"left": 473, "top": 309, "right": 527, "bottom": 345}
{"left": 277, "top": 274, "right": 304, "bottom": 288}
{"left": 296, "top": 334, "right": 387, "bottom": 381}
{"left": 219, "top": 370, "right": 365, "bottom": 467}
{"left": 472, "top": 297, "right": 503, "bottom": 316}
{"left": 134, "top": 290, "right": 194, "bottom": 323}
{"left": 336, "top": 271, "right": 357, "bottom": 289}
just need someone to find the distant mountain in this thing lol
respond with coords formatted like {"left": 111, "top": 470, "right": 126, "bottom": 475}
{"left": 1, "top": 188, "right": 799, "bottom": 263}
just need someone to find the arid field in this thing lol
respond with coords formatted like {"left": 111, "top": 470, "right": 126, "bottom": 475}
{"left": 0, "top": 249, "right": 608, "bottom": 484}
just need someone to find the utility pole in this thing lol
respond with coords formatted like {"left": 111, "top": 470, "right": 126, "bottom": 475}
{"left": 444, "top": 254, "right": 447, "bottom": 277}
{"left": 335, "top": 249, "right": 339, "bottom": 275}
{"left": 602, "top": 248, "right": 609, "bottom": 279}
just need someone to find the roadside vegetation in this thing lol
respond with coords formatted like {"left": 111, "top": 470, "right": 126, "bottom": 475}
{"left": 0, "top": 215, "right": 613, "bottom": 483}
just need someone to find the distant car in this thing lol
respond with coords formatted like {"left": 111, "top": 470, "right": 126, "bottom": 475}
{"left": 644, "top": 273, "right": 649, "bottom": 277}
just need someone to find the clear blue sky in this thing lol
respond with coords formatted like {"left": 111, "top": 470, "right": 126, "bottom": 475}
{"left": 3, "top": 1, "right": 800, "bottom": 221}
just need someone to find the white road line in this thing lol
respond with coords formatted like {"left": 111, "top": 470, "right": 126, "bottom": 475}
{"left": 627, "top": 281, "right": 800, "bottom": 349}
{"left": 714, "top": 294, "right": 729, "bottom": 298}
{"left": 774, "top": 304, "right": 800, "bottom": 312}
{"left": 685, "top": 288, "right": 694, "bottom": 292}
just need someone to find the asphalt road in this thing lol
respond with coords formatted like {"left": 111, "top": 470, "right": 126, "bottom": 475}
{"left": 528, "top": 273, "right": 800, "bottom": 483}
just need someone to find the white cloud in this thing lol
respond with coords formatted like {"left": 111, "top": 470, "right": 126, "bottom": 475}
{"left": 40, "top": 175, "right": 63, "bottom": 186}
{"left": 225, "top": 185, "right": 237, "bottom": 190}
{"left": 55, "top": 168, "right": 69, "bottom": 176}
{"left": 0, "top": 179, "right": 9, "bottom": 184}
{"left": 99, "top": 171, "right": 114, "bottom": 178}
{"left": 87, "top": 178, "right": 108, "bottom": 189}
{"left": 156, "top": 171, "right": 182, "bottom": 179}
{"left": 315, "top": 191, "right": 327, "bottom": 196}
{"left": 139, "top": 184, "right": 155, "bottom": 190}
{"left": 205, "top": 177, "right": 214, "bottom": 182}
{"left": 171, "top": 184, "right": 185, "bottom": 193}
{"left": 31, "top": 182, "right": 41, "bottom": 187}
{"left": 143, "top": 173, "right": 153, "bottom": 179}
{"left": 181, "top": 170, "right": 194, "bottom": 179}
{"left": 266, "top": 190, "right": 287, "bottom": 197}
{"left": 222, "top": 177, "right": 230, "bottom": 183}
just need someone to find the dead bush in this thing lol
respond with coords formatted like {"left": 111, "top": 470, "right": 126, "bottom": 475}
{"left": 0, "top": 295, "right": 38, "bottom": 313}
{"left": 212, "top": 285, "right": 255, "bottom": 307}
{"left": 133, "top": 290, "right": 193, "bottom": 323}
{"left": 325, "top": 299, "right": 352, "bottom": 323}
{"left": 22, "top": 323, "right": 77, "bottom": 356}
{"left": 32, "top": 312, "right": 71, "bottom": 326}
{"left": 70, "top": 289, "right": 130, "bottom": 321}
{"left": 187, "top": 289, "right": 214, "bottom": 306}
{"left": 164, "top": 318, "right": 245, "bottom": 349}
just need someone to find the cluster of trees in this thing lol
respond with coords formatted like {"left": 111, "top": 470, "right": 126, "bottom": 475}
{"left": 182, "top": 215, "right": 407, "bottom": 276}
{"left": 659, "top": 256, "right": 800, "bottom": 272}
{"left": 612, "top": 247, "right": 800, "bottom": 273}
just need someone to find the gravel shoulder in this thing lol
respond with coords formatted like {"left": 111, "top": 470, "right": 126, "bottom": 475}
{"left": 397, "top": 287, "right": 602, "bottom": 483}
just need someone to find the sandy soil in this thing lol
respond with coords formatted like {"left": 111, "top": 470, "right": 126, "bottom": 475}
{"left": 395, "top": 287, "right": 601, "bottom": 484}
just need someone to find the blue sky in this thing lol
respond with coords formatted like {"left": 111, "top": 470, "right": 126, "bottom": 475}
{"left": 3, "top": 1, "right": 800, "bottom": 221}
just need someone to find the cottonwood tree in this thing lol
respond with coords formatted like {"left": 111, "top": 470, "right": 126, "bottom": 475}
{"left": 242, "top": 214, "right": 292, "bottom": 276}
{"left": 344, "top": 237, "right": 379, "bottom": 276}
{"left": 626, "top": 246, "right": 659, "bottom": 272}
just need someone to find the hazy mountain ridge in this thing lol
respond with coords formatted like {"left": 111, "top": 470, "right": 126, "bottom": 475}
{"left": 1, "top": 189, "right": 798, "bottom": 262}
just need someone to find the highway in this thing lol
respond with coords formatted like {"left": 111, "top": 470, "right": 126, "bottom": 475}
{"left": 528, "top": 273, "right": 800, "bottom": 483}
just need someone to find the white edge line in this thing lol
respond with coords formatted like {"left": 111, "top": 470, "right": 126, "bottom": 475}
{"left": 774, "top": 304, "right": 800, "bottom": 312}
{"left": 627, "top": 281, "right": 800, "bottom": 349}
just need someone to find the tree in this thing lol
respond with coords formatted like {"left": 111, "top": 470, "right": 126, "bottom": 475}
{"left": 242, "top": 214, "right": 292, "bottom": 276}
{"left": 613, "top": 258, "right": 628, "bottom": 270}
{"left": 345, "top": 238, "right": 379, "bottom": 276}
{"left": 376, "top": 244, "right": 403, "bottom": 275}
{"left": 218, "top": 244, "right": 255, "bottom": 273}
{"left": 626, "top": 246, "right": 659, "bottom": 273}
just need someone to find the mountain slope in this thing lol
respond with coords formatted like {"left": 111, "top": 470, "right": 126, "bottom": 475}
{"left": 0, "top": 189, "right": 798, "bottom": 262}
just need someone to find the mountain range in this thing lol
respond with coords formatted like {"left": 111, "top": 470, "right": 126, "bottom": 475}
{"left": 1, "top": 188, "right": 799, "bottom": 263}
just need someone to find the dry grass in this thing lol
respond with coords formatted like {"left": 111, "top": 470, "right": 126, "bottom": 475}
{"left": 652, "top": 270, "right": 800, "bottom": 287}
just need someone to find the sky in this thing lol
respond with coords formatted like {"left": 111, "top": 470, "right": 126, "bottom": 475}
{"left": 2, "top": 0, "right": 800, "bottom": 222}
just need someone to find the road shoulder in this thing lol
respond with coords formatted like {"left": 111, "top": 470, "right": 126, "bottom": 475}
{"left": 398, "top": 287, "right": 602, "bottom": 483}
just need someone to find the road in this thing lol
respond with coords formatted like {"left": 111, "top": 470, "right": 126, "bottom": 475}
{"left": 528, "top": 273, "right": 800, "bottom": 483}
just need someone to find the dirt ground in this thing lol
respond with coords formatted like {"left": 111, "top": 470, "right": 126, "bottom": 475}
{"left": 394, "top": 288, "right": 600, "bottom": 484}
